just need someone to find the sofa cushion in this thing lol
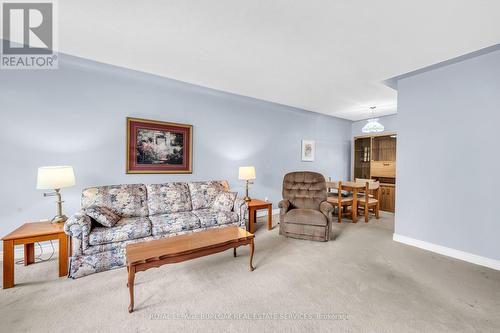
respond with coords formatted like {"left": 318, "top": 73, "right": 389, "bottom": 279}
{"left": 149, "top": 212, "right": 201, "bottom": 236}
{"left": 82, "top": 184, "right": 149, "bottom": 217}
{"left": 212, "top": 192, "right": 237, "bottom": 212}
{"left": 84, "top": 206, "right": 121, "bottom": 227}
{"left": 192, "top": 209, "right": 238, "bottom": 228}
{"left": 89, "top": 217, "right": 152, "bottom": 246}
{"left": 188, "top": 181, "right": 228, "bottom": 210}
{"left": 283, "top": 208, "right": 327, "bottom": 226}
{"left": 146, "top": 183, "right": 192, "bottom": 215}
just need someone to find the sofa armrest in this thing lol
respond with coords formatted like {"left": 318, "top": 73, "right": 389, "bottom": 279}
{"left": 233, "top": 198, "right": 248, "bottom": 227}
{"left": 64, "top": 211, "right": 92, "bottom": 255}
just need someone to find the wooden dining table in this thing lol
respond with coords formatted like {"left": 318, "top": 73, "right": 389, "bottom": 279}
{"left": 325, "top": 181, "right": 366, "bottom": 222}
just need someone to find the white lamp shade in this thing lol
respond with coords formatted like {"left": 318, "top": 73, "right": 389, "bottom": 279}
{"left": 238, "top": 166, "right": 256, "bottom": 180}
{"left": 37, "top": 166, "right": 76, "bottom": 190}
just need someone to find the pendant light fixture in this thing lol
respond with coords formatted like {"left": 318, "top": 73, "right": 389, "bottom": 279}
{"left": 362, "top": 106, "right": 384, "bottom": 133}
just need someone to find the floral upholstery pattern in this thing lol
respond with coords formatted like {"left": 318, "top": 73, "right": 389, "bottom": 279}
{"left": 146, "top": 183, "right": 192, "bottom": 215}
{"left": 212, "top": 192, "right": 237, "bottom": 211}
{"left": 233, "top": 198, "right": 248, "bottom": 223}
{"left": 192, "top": 209, "right": 239, "bottom": 228}
{"left": 84, "top": 206, "right": 121, "bottom": 227}
{"left": 188, "top": 181, "right": 227, "bottom": 210}
{"left": 83, "top": 235, "right": 155, "bottom": 256}
{"left": 88, "top": 217, "right": 152, "bottom": 246}
{"left": 82, "top": 184, "right": 149, "bottom": 217}
{"left": 70, "top": 248, "right": 126, "bottom": 279}
{"left": 149, "top": 212, "right": 201, "bottom": 236}
{"left": 64, "top": 211, "right": 92, "bottom": 255}
{"left": 66, "top": 180, "right": 248, "bottom": 278}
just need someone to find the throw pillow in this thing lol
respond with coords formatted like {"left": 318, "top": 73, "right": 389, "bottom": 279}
{"left": 85, "top": 206, "right": 121, "bottom": 227}
{"left": 211, "top": 192, "right": 237, "bottom": 212}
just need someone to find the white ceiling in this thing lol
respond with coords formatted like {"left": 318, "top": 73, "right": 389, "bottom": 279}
{"left": 54, "top": 1, "right": 500, "bottom": 120}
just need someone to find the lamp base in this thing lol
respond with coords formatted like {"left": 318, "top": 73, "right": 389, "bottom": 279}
{"left": 51, "top": 215, "right": 67, "bottom": 224}
{"left": 244, "top": 180, "right": 253, "bottom": 203}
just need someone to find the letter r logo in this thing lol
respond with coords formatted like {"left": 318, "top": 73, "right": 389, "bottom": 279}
{"left": 2, "top": 3, "right": 53, "bottom": 55}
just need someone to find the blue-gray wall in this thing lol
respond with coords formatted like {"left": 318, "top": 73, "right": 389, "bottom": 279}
{"left": 395, "top": 48, "right": 500, "bottom": 261}
{"left": 351, "top": 114, "right": 397, "bottom": 138}
{"left": 0, "top": 54, "right": 351, "bottom": 240}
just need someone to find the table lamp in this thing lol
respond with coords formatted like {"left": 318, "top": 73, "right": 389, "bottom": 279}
{"left": 36, "top": 166, "right": 76, "bottom": 223}
{"left": 238, "top": 166, "right": 256, "bottom": 202}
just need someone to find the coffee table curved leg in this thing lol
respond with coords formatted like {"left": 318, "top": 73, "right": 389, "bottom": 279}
{"left": 128, "top": 265, "right": 135, "bottom": 313}
{"left": 249, "top": 239, "right": 255, "bottom": 271}
{"left": 233, "top": 247, "right": 237, "bottom": 257}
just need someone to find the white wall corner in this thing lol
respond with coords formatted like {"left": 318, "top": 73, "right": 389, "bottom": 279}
{"left": 393, "top": 233, "right": 500, "bottom": 271}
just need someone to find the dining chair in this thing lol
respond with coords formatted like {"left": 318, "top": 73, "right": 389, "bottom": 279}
{"left": 355, "top": 178, "right": 375, "bottom": 197}
{"left": 326, "top": 181, "right": 354, "bottom": 223}
{"left": 325, "top": 177, "right": 338, "bottom": 197}
{"left": 357, "top": 181, "right": 380, "bottom": 222}
{"left": 326, "top": 178, "right": 350, "bottom": 198}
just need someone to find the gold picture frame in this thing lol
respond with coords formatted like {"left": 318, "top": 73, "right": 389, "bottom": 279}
{"left": 126, "top": 117, "right": 193, "bottom": 174}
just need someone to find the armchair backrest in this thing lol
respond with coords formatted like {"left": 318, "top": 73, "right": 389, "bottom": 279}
{"left": 282, "top": 172, "right": 327, "bottom": 210}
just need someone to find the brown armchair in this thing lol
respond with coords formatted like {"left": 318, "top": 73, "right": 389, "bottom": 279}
{"left": 279, "top": 171, "right": 334, "bottom": 241}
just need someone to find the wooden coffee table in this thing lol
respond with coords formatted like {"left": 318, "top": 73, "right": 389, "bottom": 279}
{"left": 125, "top": 226, "right": 255, "bottom": 313}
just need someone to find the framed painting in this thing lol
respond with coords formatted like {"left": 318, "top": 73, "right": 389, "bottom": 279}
{"left": 301, "top": 139, "right": 315, "bottom": 162}
{"left": 126, "top": 117, "right": 193, "bottom": 174}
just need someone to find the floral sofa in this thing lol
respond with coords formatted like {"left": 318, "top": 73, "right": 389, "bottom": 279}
{"left": 64, "top": 181, "right": 247, "bottom": 278}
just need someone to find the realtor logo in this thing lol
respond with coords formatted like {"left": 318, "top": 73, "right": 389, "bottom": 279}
{"left": 1, "top": 2, "right": 58, "bottom": 69}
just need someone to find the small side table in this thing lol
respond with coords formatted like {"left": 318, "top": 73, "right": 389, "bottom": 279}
{"left": 2, "top": 221, "right": 71, "bottom": 289}
{"left": 247, "top": 199, "right": 273, "bottom": 234}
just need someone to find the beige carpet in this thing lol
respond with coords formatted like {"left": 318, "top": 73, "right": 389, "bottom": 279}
{"left": 1, "top": 213, "right": 500, "bottom": 333}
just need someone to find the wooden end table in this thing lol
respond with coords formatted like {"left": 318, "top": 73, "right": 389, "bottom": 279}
{"left": 247, "top": 199, "right": 273, "bottom": 233}
{"left": 126, "top": 226, "right": 254, "bottom": 313}
{"left": 2, "top": 221, "right": 71, "bottom": 289}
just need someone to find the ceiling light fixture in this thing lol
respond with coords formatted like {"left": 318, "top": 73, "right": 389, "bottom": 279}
{"left": 362, "top": 106, "right": 384, "bottom": 133}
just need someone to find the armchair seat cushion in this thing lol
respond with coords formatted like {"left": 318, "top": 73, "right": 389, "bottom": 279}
{"left": 192, "top": 209, "right": 238, "bottom": 228}
{"left": 283, "top": 208, "right": 327, "bottom": 226}
{"left": 89, "top": 217, "right": 152, "bottom": 246}
{"left": 149, "top": 212, "right": 201, "bottom": 236}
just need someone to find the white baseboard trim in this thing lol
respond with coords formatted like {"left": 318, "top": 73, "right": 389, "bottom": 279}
{"left": 0, "top": 241, "right": 59, "bottom": 260}
{"left": 256, "top": 208, "right": 280, "bottom": 218}
{"left": 393, "top": 233, "right": 500, "bottom": 271}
